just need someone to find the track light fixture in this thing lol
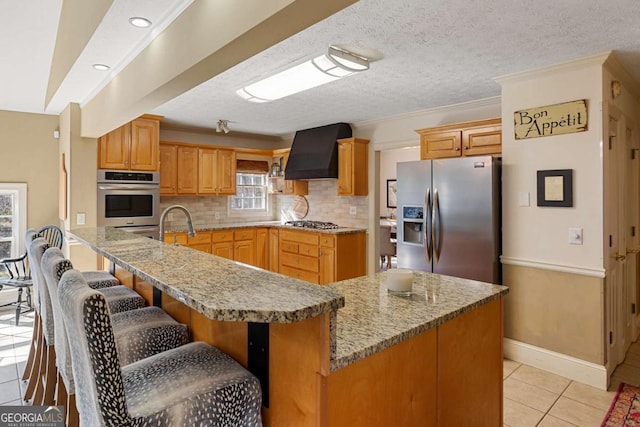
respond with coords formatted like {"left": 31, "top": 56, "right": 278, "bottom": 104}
{"left": 216, "top": 120, "right": 230, "bottom": 134}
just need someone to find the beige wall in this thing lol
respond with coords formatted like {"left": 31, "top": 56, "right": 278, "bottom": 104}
{"left": 503, "top": 264, "right": 605, "bottom": 363}
{"left": 0, "top": 110, "right": 59, "bottom": 229}
{"left": 59, "top": 103, "right": 100, "bottom": 270}
{"left": 379, "top": 146, "right": 419, "bottom": 216}
{"left": 497, "top": 54, "right": 623, "bottom": 366}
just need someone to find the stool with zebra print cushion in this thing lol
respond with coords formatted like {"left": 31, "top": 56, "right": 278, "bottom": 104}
{"left": 21, "top": 230, "right": 127, "bottom": 404}
{"left": 41, "top": 247, "right": 190, "bottom": 427}
{"left": 59, "top": 268, "right": 263, "bottom": 426}
{"left": 36, "top": 224, "right": 121, "bottom": 289}
{"left": 25, "top": 237, "right": 147, "bottom": 405}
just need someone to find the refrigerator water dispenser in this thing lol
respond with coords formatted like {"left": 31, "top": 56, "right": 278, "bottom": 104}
{"left": 401, "top": 205, "right": 424, "bottom": 245}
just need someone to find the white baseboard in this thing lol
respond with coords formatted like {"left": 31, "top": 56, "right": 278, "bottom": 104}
{"left": 504, "top": 338, "right": 609, "bottom": 390}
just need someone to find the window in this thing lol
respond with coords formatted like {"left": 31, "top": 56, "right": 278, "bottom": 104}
{"left": 230, "top": 173, "right": 268, "bottom": 212}
{"left": 0, "top": 183, "right": 27, "bottom": 259}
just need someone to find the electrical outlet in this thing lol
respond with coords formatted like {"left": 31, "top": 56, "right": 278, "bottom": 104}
{"left": 349, "top": 206, "right": 357, "bottom": 215}
{"left": 167, "top": 213, "right": 174, "bottom": 221}
{"left": 76, "top": 212, "right": 86, "bottom": 225}
{"left": 214, "top": 212, "right": 221, "bottom": 220}
{"left": 568, "top": 227, "right": 583, "bottom": 245}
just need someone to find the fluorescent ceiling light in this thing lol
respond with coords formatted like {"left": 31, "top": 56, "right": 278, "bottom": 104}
{"left": 129, "top": 17, "right": 152, "bottom": 28}
{"left": 236, "top": 46, "right": 369, "bottom": 103}
{"left": 92, "top": 64, "right": 110, "bottom": 71}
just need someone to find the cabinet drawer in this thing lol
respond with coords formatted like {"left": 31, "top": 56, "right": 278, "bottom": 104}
{"left": 234, "top": 229, "right": 256, "bottom": 241}
{"left": 279, "top": 229, "right": 319, "bottom": 245}
{"left": 164, "top": 232, "right": 188, "bottom": 245}
{"left": 187, "top": 231, "right": 211, "bottom": 244}
{"left": 211, "top": 230, "right": 233, "bottom": 242}
{"left": 188, "top": 243, "right": 211, "bottom": 253}
{"left": 319, "top": 235, "right": 336, "bottom": 248}
{"left": 298, "top": 243, "right": 319, "bottom": 257}
{"left": 281, "top": 242, "right": 299, "bottom": 254}
{"left": 279, "top": 265, "right": 319, "bottom": 284}
{"left": 280, "top": 252, "right": 319, "bottom": 273}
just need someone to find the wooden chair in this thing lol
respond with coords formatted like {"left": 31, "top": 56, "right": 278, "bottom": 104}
{"left": 380, "top": 224, "right": 396, "bottom": 269}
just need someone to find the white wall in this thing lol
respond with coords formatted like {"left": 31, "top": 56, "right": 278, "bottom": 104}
{"left": 379, "top": 147, "right": 419, "bottom": 216}
{"left": 498, "top": 54, "right": 606, "bottom": 273}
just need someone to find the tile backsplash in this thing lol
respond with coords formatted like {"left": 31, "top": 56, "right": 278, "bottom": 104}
{"left": 160, "top": 180, "right": 368, "bottom": 229}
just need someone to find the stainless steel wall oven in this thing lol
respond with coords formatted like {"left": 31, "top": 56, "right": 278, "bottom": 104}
{"left": 97, "top": 170, "right": 160, "bottom": 238}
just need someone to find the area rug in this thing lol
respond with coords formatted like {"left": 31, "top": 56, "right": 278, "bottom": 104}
{"left": 602, "top": 383, "right": 640, "bottom": 426}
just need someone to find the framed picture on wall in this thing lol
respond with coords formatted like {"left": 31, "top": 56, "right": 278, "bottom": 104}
{"left": 387, "top": 179, "right": 397, "bottom": 208}
{"left": 537, "top": 169, "right": 573, "bottom": 207}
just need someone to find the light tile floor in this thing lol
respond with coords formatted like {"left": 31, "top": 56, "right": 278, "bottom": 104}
{"left": 0, "top": 308, "right": 637, "bottom": 427}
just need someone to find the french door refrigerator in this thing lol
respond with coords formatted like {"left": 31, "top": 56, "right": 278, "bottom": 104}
{"left": 396, "top": 156, "right": 501, "bottom": 284}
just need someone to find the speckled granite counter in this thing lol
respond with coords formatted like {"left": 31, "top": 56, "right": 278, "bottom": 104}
{"left": 69, "top": 227, "right": 507, "bottom": 373}
{"left": 327, "top": 272, "right": 508, "bottom": 371}
{"left": 164, "top": 222, "right": 367, "bottom": 235}
{"left": 69, "top": 227, "right": 344, "bottom": 323}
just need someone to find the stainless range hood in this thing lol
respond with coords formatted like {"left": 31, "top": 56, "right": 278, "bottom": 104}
{"left": 284, "top": 122, "right": 352, "bottom": 180}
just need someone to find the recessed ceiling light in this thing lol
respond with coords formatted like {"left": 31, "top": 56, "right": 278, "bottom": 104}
{"left": 92, "top": 64, "right": 110, "bottom": 71}
{"left": 129, "top": 17, "right": 152, "bottom": 28}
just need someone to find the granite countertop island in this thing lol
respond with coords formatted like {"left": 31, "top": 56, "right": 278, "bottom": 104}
{"left": 69, "top": 227, "right": 345, "bottom": 323}
{"left": 69, "top": 226, "right": 507, "bottom": 371}
{"left": 69, "top": 226, "right": 509, "bottom": 425}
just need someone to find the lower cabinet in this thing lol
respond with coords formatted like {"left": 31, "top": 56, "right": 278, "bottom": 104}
{"left": 164, "top": 227, "right": 366, "bottom": 282}
{"left": 279, "top": 229, "right": 366, "bottom": 285}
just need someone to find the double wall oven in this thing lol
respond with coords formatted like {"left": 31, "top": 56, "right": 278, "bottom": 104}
{"left": 97, "top": 170, "right": 160, "bottom": 239}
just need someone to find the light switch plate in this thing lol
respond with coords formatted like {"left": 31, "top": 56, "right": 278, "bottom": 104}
{"left": 77, "top": 212, "right": 86, "bottom": 225}
{"left": 568, "top": 227, "right": 583, "bottom": 245}
{"left": 518, "top": 192, "right": 530, "bottom": 207}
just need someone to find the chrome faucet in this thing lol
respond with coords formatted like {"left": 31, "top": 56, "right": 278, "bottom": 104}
{"left": 159, "top": 205, "right": 196, "bottom": 243}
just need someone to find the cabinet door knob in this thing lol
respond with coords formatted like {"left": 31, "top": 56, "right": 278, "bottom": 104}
{"left": 454, "top": 147, "right": 460, "bottom": 151}
{"left": 464, "top": 146, "right": 469, "bottom": 150}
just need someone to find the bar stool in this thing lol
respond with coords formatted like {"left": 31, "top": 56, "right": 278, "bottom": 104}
{"left": 21, "top": 225, "right": 119, "bottom": 389}
{"left": 25, "top": 237, "right": 146, "bottom": 405}
{"left": 41, "top": 247, "right": 191, "bottom": 426}
{"left": 59, "top": 269, "right": 263, "bottom": 426}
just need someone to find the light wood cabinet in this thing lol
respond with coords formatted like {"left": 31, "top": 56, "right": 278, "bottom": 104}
{"left": 268, "top": 228, "right": 279, "bottom": 272}
{"left": 198, "top": 148, "right": 237, "bottom": 195}
{"left": 255, "top": 228, "right": 268, "bottom": 270}
{"left": 233, "top": 229, "right": 256, "bottom": 266}
{"left": 337, "top": 138, "right": 369, "bottom": 196}
{"left": 211, "top": 230, "right": 234, "bottom": 260}
{"left": 278, "top": 229, "right": 365, "bottom": 285}
{"left": 417, "top": 118, "right": 501, "bottom": 160}
{"left": 159, "top": 143, "right": 198, "bottom": 195}
{"left": 177, "top": 146, "right": 198, "bottom": 195}
{"left": 98, "top": 115, "right": 161, "bottom": 171}
{"left": 159, "top": 144, "right": 177, "bottom": 195}
{"left": 275, "top": 149, "right": 308, "bottom": 195}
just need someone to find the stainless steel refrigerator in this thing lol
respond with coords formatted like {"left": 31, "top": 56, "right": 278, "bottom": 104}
{"left": 396, "top": 156, "right": 501, "bottom": 284}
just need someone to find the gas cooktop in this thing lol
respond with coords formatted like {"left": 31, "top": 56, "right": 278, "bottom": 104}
{"left": 284, "top": 220, "right": 340, "bottom": 230}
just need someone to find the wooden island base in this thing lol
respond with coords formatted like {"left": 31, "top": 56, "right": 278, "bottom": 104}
{"left": 115, "top": 266, "right": 503, "bottom": 426}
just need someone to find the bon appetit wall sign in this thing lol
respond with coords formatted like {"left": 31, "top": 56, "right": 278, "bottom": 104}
{"left": 514, "top": 99, "right": 588, "bottom": 140}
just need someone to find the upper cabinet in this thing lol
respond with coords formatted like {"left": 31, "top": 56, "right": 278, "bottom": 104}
{"left": 337, "top": 137, "right": 369, "bottom": 196}
{"left": 159, "top": 142, "right": 235, "bottom": 196}
{"left": 275, "top": 148, "right": 308, "bottom": 195}
{"left": 198, "top": 147, "right": 236, "bottom": 195}
{"left": 417, "top": 118, "right": 501, "bottom": 160}
{"left": 98, "top": 115, "right": 162, "bottom": 171}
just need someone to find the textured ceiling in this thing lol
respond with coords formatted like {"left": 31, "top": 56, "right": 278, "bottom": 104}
{"left": 2, "top": 0, "right": 640, "bottom": 138}
{"left": 152, "top": 0, "right": 640, "bottom": 136}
